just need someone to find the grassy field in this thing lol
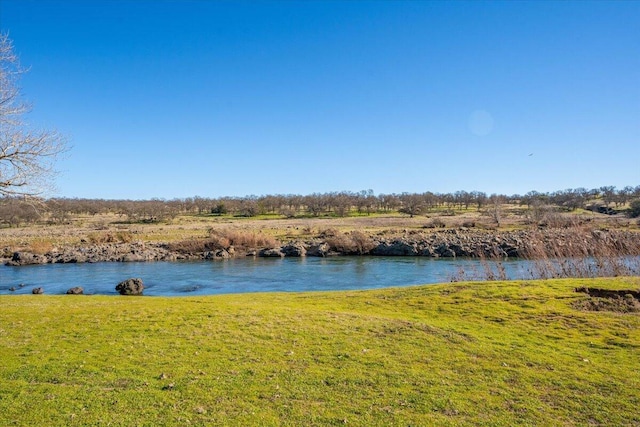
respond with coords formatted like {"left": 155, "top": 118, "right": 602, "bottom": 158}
{"left": 2, "top": 203, "right": 637, "bottom": 252}
{"left": 1, "top": 277, "right": 639, "bottom": 426}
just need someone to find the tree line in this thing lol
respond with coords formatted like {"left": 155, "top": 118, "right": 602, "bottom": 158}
{"left": 1, "top": 186, "right": 640, "bottom": 227}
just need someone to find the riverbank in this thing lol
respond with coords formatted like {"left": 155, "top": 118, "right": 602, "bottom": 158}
{"left": 4, "top": 226, "right": 640, "bottom": 266}
{"left": 1, "top": 277, "right": 638, "bottom": 426}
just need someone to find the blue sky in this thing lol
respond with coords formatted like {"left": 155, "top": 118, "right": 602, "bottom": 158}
{"left": 1, "top": 0, "right": 638, "bottom": 199}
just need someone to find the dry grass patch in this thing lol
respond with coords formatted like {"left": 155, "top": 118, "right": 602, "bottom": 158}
{"left": 208, "top": 228, "right": 278, "bottom": 249}
{"left": 28, "top": 239, "right": 54, "bottom": 255}
{"left": 168, "top": 228, "right": 280, "bottom": 254}
{"left": 86, "top": 231, "right": 135, "bottom": 244}
{"left": 325, "top": 230, "right": 376, "bottom": 255}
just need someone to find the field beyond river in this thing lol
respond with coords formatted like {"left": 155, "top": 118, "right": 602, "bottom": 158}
{"left": 2, "top": 210, "right": 640, "bottom": 267}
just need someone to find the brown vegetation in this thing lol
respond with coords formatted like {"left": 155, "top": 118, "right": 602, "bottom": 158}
{"left": 86, "top": 231, "right": 134, "bottom": 244}
{"left": 167, "top": 228, "right": 278, "bottom": 255}
{"left": 325, "top": 230, "right": 376, "bottom": 255}
{"left": 28, "top": 238, "right": 54, "bottom": 255}
{"left": 518, "top": 227, "right": 640, "bottom": 279}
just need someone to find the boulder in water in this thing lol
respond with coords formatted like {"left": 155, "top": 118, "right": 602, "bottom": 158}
{"left": 116, "top": 278, "right": 144, "bottom": 295}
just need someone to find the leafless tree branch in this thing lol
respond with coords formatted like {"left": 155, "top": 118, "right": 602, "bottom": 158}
{"left": 0, "top": 33, "right": 67, "bottom": 198}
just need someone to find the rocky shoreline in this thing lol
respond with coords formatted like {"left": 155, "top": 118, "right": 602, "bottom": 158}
{"left": 3, "top": 228, "right": 639, "bottom": 267}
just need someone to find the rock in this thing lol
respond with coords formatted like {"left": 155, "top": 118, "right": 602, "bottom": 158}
{"left": 281, "top": 243, "right": 307, "bottom": 257}
{"left": 115, "top": 278, "right": 144, "bottom": 295}
{"left": 119, "top": 253, "right": 146, "bottom": 262}
{"left": 32, "top": 287, "right": 44, "bottom": 294}
{"left": 204, "top": 249, "right": 230, "bottom": 259}
{"left": 372, "top": 241, "right": 418, "bottom": 256}
{"left": 419, "top": 247, "right": 434, "bottom": 257}
{"left": 6, "top": 252, "right": 46, "bottom": 266}
{"left": 259, "top": 248, "right": 284, "bottom": 258}
{"left": 66, "top": 286, "right": 84, "bottom": 295}
{"left": 435, "top": 244, "right": 456, "bottom": 258}
{"left": 9, "top": 287, "right": 16, "bottom": 292}
{"left": 307, "top": 242, "right": 330, "bottom": 257}
{"left": 217, "top": 249, "right": 230, "bottom": 259}
{"left": 500, "top": 244, "right": 519, "bottom": 257}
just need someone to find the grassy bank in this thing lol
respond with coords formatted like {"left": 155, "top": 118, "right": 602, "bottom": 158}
{"left": 1, "top": 278, "right": 639, "bottom": 426}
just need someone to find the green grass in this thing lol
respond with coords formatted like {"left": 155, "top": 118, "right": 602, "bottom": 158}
{"left": 1, "top": 277, "right": 639, "bottom": 426}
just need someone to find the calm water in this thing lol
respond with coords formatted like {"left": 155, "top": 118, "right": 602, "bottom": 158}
{"left": 0, "top": 257, "right": 540, "bottom": 296}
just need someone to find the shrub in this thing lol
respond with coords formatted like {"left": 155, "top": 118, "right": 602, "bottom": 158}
{"left": 205, "top": 228, "right": 278, "bottom": 250}
{"left": 29, "top": 239, "right": 54, "bottom": 255}
{"left": 318, "top": 228, "right": 339, "bottom": 238}
{"left": 87, "top": 232, "right": 112, "bottom": 244}
{"left": 349, "top": 230, "right": 377, "bottom": 254}
{"left": 279, "top": 208, "right": 296, "bottom": 218}
{"left": 168, "top": 231, "right": 273, "bottom": 255}
{"left": 424, "top": 218, "right": 446, "bottom": 229}
{"left": 116, "top": 231, "right": 134, "bottom": 243}
{"left": 518, "top": 226, "right": 640, "bottom": 279}
{"left": 87, "top": 231, "right": 134, "bottom": 244}
{"left": 167, "top": 238, "right": 208, "bottom": 254}
{"left": 326, "top": 231, "right": 375, "bottom": 255}
{"left": 211, "top": 203, "right": 228, "bottom": 215}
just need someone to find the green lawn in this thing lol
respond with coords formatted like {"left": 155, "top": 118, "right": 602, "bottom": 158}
{"left": 1, "top": 277, "right": 638, "bottom": 426}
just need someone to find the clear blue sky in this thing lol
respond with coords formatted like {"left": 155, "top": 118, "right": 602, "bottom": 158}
{"left": 1, "top": 0, "right": 638, "bottom": 199}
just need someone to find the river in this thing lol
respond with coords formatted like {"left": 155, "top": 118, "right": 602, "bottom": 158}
{"left": 0, "top": 257, "right": 544, "bottom": 296}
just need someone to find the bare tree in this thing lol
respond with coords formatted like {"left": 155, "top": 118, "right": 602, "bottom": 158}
{"left": 485, "top": 194, "right": 506, "bottom": 226}
{"left": 398, "top": 193, "right": 425, "bottom": 218}
{"left": 0, "top": 34, "right": 67, "bottom": 197}
{"left": 599, "top": 186, "right": 616, "bottom": 207}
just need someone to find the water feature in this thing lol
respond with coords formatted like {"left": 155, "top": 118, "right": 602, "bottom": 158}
{"left": 0, "top": 257, "right": 541, "bottom": 296}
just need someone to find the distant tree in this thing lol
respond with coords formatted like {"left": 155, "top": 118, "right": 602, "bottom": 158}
{"left": 0, "top": 196, "right": 40, "bottom": 226}
{"left": 599, "top": 186, "right": 616, "bottom": 206}
{"left": 471, "top": 191, "right": 488, "bottom": 209}
{"left": 486, "top": 194, "right": 506, "bottom": 226}
{"left": 398, "top": 193, "right": 425, "bottom": 218}
{"left": 376, "top": 193, "right": 396, "bottom": 212}
{"left": 305, "top": 193, "right": 327, "bottom": 216}
{"left": 0, "top": 34, "right": 67, "bottom": 197}
{"left": 332, "top": 192, "right": 352, "bottom": 217}
{"left": 238, "top": 198, "right": 259, "bottom": 217}
{"left": 423, "top": 192, "right": 439, "bottom": 211}
{"left": 617, "top": 186, "right": 634, "bottom": 206}
{"left": 355, "top": 189, "right": 376, "bottom": 215}
{"left": 455, "top": 190, "right": 474, "bottom": 209}
{"left": 564, "top": 188, "right": 587, "bottom": 211}
{"left": 211, "top": 202, "right": 228, "bottom": 215}
{"left": 46, "top": 199, "right": 71, "bottom": 224}
{"left": 629, "top": 199, "right": 640, "bottom": 218}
